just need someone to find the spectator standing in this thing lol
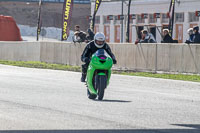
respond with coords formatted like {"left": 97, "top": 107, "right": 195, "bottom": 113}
{"left": 193, "top": 26, "right": 200, "bottom": 44}
{"left": 139, "top": 30, "right": 156, "bottom": 43}
{"left": 185, "top": 28, "right": 194, "bottom": 44}
{"left": 73, "top": 25, "right": 87, "bottom": 43}
{"left": 86, "top": 28, "right": 95, "bottom": 43}
{"left": 161, "top": 29, "right": 173, "bottom": 43}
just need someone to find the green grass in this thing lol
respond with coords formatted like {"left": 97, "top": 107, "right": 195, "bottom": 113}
{"left": 0, "top": 60, "right": 81, "bottom": 72}
{"left": 0, "top": 60, "right": 200, "bottom": 82}
{"left": 113, "top": 71, "right": 200, "bottom": 82}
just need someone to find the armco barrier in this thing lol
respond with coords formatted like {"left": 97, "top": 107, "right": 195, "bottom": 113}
{"left": 0, "top": 41, "right": 199, "bottom": 74}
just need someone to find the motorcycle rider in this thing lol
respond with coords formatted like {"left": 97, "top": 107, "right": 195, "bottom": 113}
{"left": 81, "top": 32, "right": 117, "bottom": 82}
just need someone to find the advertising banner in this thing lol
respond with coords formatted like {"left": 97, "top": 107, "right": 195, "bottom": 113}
{"left": 62, "top": 0, "right": 74, "bottom": 41}
{"left": 90, "top": 0, "right": 102, "bottom": 31}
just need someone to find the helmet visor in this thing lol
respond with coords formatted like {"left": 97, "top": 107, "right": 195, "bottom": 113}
{"left": 95, "top": 40, "right": 104, "bottom": 46}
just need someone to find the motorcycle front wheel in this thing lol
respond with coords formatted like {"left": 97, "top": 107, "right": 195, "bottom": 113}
{"left": 97, "top": 75, "right": 107, "bottom": 100}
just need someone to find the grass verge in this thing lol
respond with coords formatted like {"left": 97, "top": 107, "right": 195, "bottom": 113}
{"left": 0, "top": 60, "right": 81, "bottom": 72}
{"left": 113, "top": 71, "right": 200, "bottom": 82}
{"left": 0, "top": 60, "right": 200, "bottom": 82}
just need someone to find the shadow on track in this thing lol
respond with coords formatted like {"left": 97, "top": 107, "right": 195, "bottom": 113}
{"left": 171, "top": 124, "right": 200, "bottom": 129}
{"left": 96, "top": 99, "right": 132, "bottom": 103}
{"left": 1, "top": 124, "right": 200, "bottom": 133}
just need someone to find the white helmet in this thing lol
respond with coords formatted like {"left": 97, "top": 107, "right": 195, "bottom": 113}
{"left": 94, "top": 32, "right": 105, "bottom": 48}
{"left": 187, "top": 28, "right": 193, "bottom": 35}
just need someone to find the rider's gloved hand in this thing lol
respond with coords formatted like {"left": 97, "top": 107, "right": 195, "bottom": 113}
{"left": 84, "top": 57, "right": 90, "bottom": 64}
{"left": 185, "top": 40, "right": 190, "bottom": 44}
{"left": 113, "top": 59, "right": 117, "bottom": 64}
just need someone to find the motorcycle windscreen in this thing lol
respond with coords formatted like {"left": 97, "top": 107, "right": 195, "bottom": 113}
{"left": 95, "top": 49, "right": 111, "bottom": 59}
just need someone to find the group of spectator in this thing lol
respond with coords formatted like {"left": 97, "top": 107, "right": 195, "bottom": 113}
{"left": 135, "top": 25, "right": 200, "bottom": 44}
{"left": 135, "top": 26, "right": 200, "bottom": 44}
{"left": 185, "top": 26, "right": 200, "bottom": 44}
{"left": 135, "top": 29, "right": 173, "bottom": 44}
{"left": 73, "top": 25, "right": 94, "bottom": 43}
{"left": 73, "top": 24, "right": 200, "bottom": 44}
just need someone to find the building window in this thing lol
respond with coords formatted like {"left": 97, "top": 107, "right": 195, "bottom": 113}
{"left": 103, "top": 16, "right": 111, "bottom": 24}
{"left": 126, "top": 15, "right": 133, "bottom": 24}
{"left": 149, "top": 26, "right": 156, "bottom": 39}
{"left": 114, "top": 16, "right": 121, "bottom": 25}
{"left": 162, "top": 25, "right": 169, "bottom": 30}
{"left": 161, "top": 13, "right": 169, "bottom": 23}
{"left": 149, "top": 14, "right": 157, "bottom": 23}
{"left": 175, "top": 13, "right": 184, "bottom": 22}
{"left": 137, "top": 15, "right": 144, "bottom": 24}
{"left": 95, "top": 16, "right": 100, "bottom": 24}
{"left": 129, "top": 19, "right": 133, "bottom": 24}
{"left": 136, "top": 26, "right": 144, "bottom": 39}
{"left": 189, "top": 12, "right": 199, "bottom": 22}
{"left": 120, "top": 15, "right": 133, "bottom": 24}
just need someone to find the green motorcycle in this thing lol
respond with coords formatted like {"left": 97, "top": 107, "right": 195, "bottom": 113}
{"left": 86, "top": 49, "right": 113, "bottom": 100}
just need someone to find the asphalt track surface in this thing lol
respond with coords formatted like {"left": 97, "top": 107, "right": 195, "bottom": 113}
{"left": 0, "top": 64, "right": 200, "bottom": 133}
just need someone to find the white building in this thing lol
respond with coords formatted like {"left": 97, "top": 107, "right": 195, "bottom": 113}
{"left": 91, "top": 0, "right": 200, "bottom": 43}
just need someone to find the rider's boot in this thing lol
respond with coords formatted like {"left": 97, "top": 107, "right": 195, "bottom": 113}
{"left": 81, "top": 73, "right": 86, "bottom": 82}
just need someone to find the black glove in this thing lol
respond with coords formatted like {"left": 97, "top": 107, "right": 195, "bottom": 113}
{"left": 113, "top": 59, "right": 117, "bottom": 64}
{"left": 84, "top": 57, "right": 90, "bottom": 64}
{"left": 185, "top": 40, "right": 190, "bottom": 44}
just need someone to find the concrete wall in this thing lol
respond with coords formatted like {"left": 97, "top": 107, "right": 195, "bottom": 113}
{"left": 0, "top": 42, "right": 40, "bottom": 61}
{"left": 0, "top": 41, "right": 200, "bottom": 74}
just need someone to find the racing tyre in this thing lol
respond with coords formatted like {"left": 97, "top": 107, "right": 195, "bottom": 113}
{"left": 97, "top": 75, "right": 107, "bottom": 100}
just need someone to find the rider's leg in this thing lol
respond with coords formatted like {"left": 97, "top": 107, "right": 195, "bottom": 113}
{"left": 81, "top": 63, "right": 89, "bottom": 82}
